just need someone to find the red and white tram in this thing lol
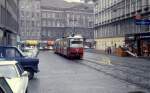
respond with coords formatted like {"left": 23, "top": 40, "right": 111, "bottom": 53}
{"left": 54, "top": 34, "right": 84, "bottom": 59}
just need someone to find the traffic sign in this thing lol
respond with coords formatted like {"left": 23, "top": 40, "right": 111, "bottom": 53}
{"left": 135, "top": 19, "right": 150, "bottom": 25}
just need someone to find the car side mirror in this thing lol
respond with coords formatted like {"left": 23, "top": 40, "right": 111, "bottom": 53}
{"left": 22, "top": 71, "right": 28, "bottom": 77}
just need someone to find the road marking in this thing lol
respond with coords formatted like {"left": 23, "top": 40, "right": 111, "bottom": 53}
{"left": 100, "top": 56, "right": 112, "bottom": 65}
{"left": 85, "top": 57, "right": 112, "bottom": 66}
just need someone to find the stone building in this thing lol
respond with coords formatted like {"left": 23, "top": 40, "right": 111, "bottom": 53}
{"left": 19, "top": 0, "right": 41, "bottom": 41}
{"left": 41, "top": 7, "right": 65, "bottom": 40}
{"left": 81, "top": 0, "right": 93, "bottom": 4}
{"left": 0, "top": 0, "right": 19, "bottom": 46}
{"left": 41, "top": 1, "right": 94, "bottom": 40}
{"left": 93, "top": 0, "right": 150, "bottom": 50}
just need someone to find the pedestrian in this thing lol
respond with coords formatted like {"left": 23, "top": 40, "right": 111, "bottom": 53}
{"left": 107, "top": 47, "right": 109, "bottom": 54}
{"left": 107, "top": 47, "right": 111, "bottom": 54}
{"left": 109, "top": 47, "right": 112, "bottom": 54}
{"left": 114, "top": 43, "right": 117, "bottom": 48}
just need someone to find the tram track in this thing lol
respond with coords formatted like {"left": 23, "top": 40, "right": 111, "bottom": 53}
{"left": 85, "top": 56, "right": 150, "bottom": 73}
{"left": 75, "top": 57, "right": 150, "bottom": 91}
{"left": 85, "top": 51, "right": 150, "bottom": 67}
{"left": 84, "top": 58, "right": 150, "bottom": 81}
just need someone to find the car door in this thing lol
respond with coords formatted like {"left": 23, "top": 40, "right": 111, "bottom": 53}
{"left": 16, "top": 64, "right": 28, "bottom": 93}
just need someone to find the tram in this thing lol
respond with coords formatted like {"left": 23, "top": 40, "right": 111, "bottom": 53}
{"left": 54, "top": 34, "right": 84, "bottom": 59}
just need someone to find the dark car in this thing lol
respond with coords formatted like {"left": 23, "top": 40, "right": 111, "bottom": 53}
{"left": 0, "top": 46, "right": 39, "bottom": 79}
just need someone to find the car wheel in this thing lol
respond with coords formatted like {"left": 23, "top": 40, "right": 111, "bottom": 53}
{"left": 27, "top": 70, "right": 34, "bottom": 80}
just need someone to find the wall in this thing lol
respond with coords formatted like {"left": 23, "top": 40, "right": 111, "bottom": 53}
{"left": 0, "top": 0, "right": 19, "bottom": 46}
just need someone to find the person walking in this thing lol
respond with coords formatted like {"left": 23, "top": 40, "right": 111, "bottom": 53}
{"left": 107, "top": 47, "right": 112, "bottom": 54}
{"left": 109, "top": 47, "right": 112, "bottom": 54}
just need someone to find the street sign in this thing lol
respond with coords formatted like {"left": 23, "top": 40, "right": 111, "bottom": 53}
{"left": 135, "top": 19, "right": 150, "bottom": 25}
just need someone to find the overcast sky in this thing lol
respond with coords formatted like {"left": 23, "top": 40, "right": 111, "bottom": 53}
{"left": 64, "top": 0, "right": 81, "bottom": 2}
{"left": 41, "top": 0, "right": 83, "bottom": 8}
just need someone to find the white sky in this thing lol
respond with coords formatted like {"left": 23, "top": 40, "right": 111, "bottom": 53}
{"left": 64, "top": 0, "right": 81, "bottom": 2}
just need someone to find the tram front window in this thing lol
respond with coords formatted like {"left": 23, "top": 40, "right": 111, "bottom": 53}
{"left": 70, "top": 41, "right": 83, "bottom": 48}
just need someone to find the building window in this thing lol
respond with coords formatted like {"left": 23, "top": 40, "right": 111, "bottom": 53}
{"left": 52, "top": 13, "right": 55, "bottom": 18}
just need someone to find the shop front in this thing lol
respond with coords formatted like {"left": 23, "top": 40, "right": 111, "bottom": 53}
{"left": 95, "top": 37, "right": 125, "bottom": 50}
{"left": 125, "top": 32, "right": 150, "bottom": 57}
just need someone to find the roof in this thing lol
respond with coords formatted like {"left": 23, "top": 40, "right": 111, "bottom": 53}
{"left": 41, "top": 0, "right": 93, "bottom": 12}
{"left": 0, "top": 61, "right": 18, "bottom": 65}
{"left": 68, "top": 34, "right": 83, "bottom": 38}
{"left": 41, "top": 0, "right": 70, "bottom": 8}
{"left": 0, "top": 46, "right": 17, "bottom": 48}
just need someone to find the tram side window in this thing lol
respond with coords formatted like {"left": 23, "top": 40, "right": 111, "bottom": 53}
{"left": 64, "top": 41, "right": 67, "bottom": 48}
{"left": 68, "top": 40, "right": 70, "bottom": 47}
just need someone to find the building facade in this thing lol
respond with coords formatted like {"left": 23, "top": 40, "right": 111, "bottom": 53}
{"left": 41, "top": 7, "right": 65, "bottom": 40}
{"left": 81, "top": 0, "right": 93, "bottom": 4}
{"left": 19, "top": 0, "right": 41, "bottom": 41}
{"left": 41, "top": 3, "right": 94, "bottom": 41}
{"left": 64, "top": 5, "right": 94, "bottom": 40}
{"left": 0, "top": 0, "right": 19, "bottom": 46}
{"left": 94, "top": 0, "right": 150, "bottom": 50}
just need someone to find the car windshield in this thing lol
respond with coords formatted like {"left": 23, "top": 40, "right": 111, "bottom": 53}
{"left": 23, "top": 49, "right": 33, "bottom": 53}
{"left": 0, "top": 65, "right": 18, "bottom": 78}
{"left": 71, "top": 41, "right": 83, "bottom": 44}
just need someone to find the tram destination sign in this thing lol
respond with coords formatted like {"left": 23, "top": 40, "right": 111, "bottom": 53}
{"left": 135, "top": 19, "right": 150, "bottom": 25}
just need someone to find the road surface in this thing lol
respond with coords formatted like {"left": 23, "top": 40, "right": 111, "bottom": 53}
{"left": 28, "top": 51, "right": 150, "bottom": 93}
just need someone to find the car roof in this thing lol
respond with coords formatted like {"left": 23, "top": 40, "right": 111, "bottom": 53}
{"left": 0, "top": 46, "right": 16, "bottom": 48}
{"left": 0, "top": 61, "right": 18, "bottom": 65}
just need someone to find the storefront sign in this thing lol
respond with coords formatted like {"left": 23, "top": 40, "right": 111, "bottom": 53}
{"left": 135, "top": 19, "right": 150, "bottom": 25}
{"left": 140, "top": 36, "right": 150, "bottom": 39}
{"left": 25, "top": 40, "right": 39, "bottom": 45}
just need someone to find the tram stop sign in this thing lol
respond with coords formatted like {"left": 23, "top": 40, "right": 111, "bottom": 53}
{"left": 135, "top": 19, "right": 150, "bottom": 25}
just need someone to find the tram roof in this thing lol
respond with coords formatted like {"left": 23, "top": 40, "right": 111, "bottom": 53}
{"left": 68, "top": 35, "right": 83, "bottom": 38}
{"left": 55, "top": 35, "right": 83, "bottom": 41}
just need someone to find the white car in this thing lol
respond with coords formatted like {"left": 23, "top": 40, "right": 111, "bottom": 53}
{"left": 0, "top": 61, "right": 28, "bottom": 93}
{"left": 0, "top": 77, "right": 13, "bottom": 93}
{"left": 22, "top": 47, "right": 38, "bottom": 57}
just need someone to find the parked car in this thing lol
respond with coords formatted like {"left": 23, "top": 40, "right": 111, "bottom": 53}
{"left": 0, "top": 77, "right": 13, "bottom": 93}
{"left": 0, "top": 61, "right": 28, "bottom": 93}
{"left": 39, "top": 46, "right": 43, "bottom": 50}
{"left": 0, "top": 46, "right": 39, "bottom": 79}
{"left": 22, "top": 47, "right": 39, "bottom": 57}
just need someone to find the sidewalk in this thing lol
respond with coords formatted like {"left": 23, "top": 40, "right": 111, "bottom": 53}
{"left": 85, "top": 48, "right": 116, "bottom": 56}
{"left": 85, "top": 48, "right": 150, "bottom": 60}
